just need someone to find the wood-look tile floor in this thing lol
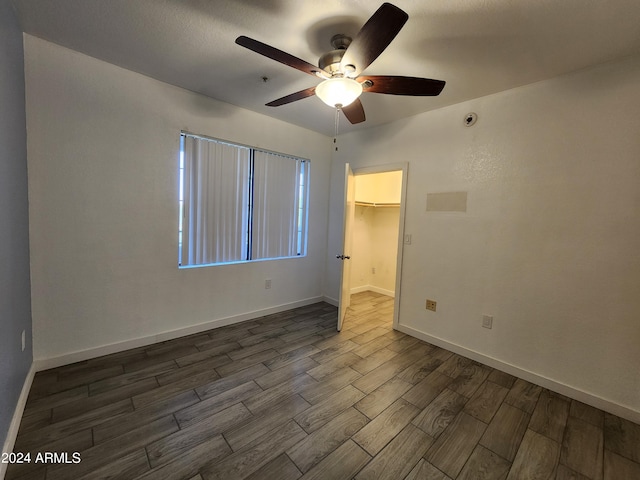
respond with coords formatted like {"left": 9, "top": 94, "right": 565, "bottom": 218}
{"left": 7, "top": 291, "right": 640, "bottom": 480}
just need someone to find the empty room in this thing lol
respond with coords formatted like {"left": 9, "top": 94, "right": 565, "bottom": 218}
{"left": 2, "top": 1, "right": 640, "bottom": 479}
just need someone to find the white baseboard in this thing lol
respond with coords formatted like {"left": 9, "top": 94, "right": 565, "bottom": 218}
{"left": 322, "top": 295, "right": 339, "bottom": 307}
{"left": 368, "top": 286, "right": 395, "bottom": 297}
{"left": 1, "top": 363, "right": 36, "bottom": 480}
{"left": 397, "top": 324, "right": 640, "bottom": 425}
{"left": 350, "top": 285, "right": 395, "bottom": 297}
{"left": 34, "top": 296, "right": 325, "bottom": 371}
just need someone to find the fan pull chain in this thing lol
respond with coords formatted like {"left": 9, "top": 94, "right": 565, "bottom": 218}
{"left": 334, "top": 106, "right": 341, "bottom": 151}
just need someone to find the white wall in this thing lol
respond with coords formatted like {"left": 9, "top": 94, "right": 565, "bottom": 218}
{"left": 326, "top": 54, "right": 640, "bottom": 420}
{"left": 0, "top": 0, "right": 32, "bottom": 451}
{"left": 350, "top": 205, "right": 374, "bottom": 292}
{"left": 369, "top": 207, "right": 400, "bottom": 294}
{"left": 24, "top": 36, "right": 332, "bottom": 364}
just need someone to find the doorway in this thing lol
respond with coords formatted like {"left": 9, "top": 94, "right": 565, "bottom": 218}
{"left": 337, "top": 164, "right": 407, "bottom": 331}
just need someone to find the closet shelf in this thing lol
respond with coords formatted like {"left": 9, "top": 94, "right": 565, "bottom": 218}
{"left": 355, "top": 201, "right": 400, "bottom": 208}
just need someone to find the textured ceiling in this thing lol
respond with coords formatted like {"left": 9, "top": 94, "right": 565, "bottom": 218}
{"left": 10, "top": 0, "right": 640, "bottom": 136}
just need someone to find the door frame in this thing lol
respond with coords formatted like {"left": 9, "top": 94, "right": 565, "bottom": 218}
{"left": 346, "top": 162, "right": 408, "bottom": 330}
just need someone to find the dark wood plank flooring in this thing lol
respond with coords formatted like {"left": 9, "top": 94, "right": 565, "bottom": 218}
{"left": 6, "top": 291, "right": 640, "bottom": 479}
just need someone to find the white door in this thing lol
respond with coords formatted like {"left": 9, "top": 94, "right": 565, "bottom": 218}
{"left": 338, "top": 163, "right": 355, "bottom": 331}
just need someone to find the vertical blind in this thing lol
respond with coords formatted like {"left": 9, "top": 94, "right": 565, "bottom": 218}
{"left": 252, "top": 150, "right": 302, "bottom": 259}
{"left": 182, "top": 135, "right": 250, "bottom": 265}
{"left": 180, "top": 133, "right": 309, "bottom": 266}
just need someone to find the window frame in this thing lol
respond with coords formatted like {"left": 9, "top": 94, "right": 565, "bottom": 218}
{"left": 178, "top": 132, "right": 310, "bottom": 268}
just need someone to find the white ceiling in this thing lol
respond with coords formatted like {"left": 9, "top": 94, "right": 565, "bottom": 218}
{"left": 10, "top": 0, "right": 640, "bottom": 136}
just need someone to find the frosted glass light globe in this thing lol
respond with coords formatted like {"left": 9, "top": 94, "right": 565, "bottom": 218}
{"left": 315, "top": 77, "right": 363, "bottom": 108}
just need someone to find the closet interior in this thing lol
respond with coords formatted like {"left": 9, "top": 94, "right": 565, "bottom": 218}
{"left": 350, "top": 170, "right": 402, "bottom": 300}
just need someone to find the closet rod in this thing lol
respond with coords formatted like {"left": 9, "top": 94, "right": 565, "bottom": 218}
{"left": 355, "top": 201, "right": 400, "bottom": 208}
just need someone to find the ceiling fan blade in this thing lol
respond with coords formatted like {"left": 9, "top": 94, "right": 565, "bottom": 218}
{"left": 341, "top": 99, "right": 366, "bottom": 124}
{"left": 359, "top": 75, "right": 446, "bottom": 96}
{"left": 236, "top": 36, "right": 320, "bottom": 77}
{"left": 340, "top": 3, "right": 408, "bottom": 77}
{"left": 266, "top": 86, "right": 317, "bottom": 107}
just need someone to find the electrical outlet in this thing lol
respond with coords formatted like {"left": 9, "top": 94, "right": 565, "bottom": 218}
{"left": 21, "top": 330, "right": 25, "bottom": 351}
{"left": 265, "top": 279, "right": 271, "bottom": 289}
{"left": 482, "top": 315, "right": 493, "bottom": 329}
{"left": 426, "top": 299, "right": 437, "bottom": 312}
{"left": 371, "top": 267, "right": 376, "bottom": 274}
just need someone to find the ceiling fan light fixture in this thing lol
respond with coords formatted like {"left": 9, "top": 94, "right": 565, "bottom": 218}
{"left": 315, "top": 77, "right": 363, "bottom": 108}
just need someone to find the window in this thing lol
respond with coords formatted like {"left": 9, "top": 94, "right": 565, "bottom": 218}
{"left": 178, "top": 133, "right": 309, "bottom": 267}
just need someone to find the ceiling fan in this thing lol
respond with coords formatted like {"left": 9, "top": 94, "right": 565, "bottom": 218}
{"left": 235, "top": 2, "right": 445, "bottom": 125}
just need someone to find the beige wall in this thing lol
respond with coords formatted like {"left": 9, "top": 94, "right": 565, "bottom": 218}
{"left": 351, "top": 171, "right": 402, "bottom": 296}
{"left": 354, "top": 171, "right": 402, "bottom": 204}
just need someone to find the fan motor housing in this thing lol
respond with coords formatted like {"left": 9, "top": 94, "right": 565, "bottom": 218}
{"left": 319, "top": 34, "right": 352, "bottom": 75}
{"left": 319, "top": 50, "right": 345, "bottom": 74}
